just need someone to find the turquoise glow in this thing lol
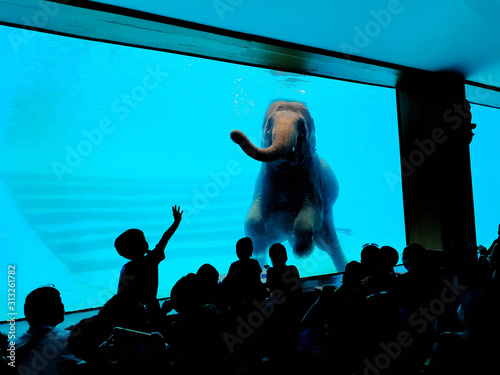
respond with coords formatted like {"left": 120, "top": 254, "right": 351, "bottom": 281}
{"left": 0, "top": 25, "right": 405, "bottom": 315}
{"left": 470, "top": 104, "right": 500, "bottom": 249}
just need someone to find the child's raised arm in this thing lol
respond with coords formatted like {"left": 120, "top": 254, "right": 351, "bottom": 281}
{"left": 154, "top": 205, "right": 183, "bottom": 255}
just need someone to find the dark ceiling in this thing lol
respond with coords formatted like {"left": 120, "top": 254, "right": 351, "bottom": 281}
{"left": 93, "top": 0, "right": 500, "bottom": 90}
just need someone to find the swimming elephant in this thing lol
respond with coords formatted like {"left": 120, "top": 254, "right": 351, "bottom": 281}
{"left": 230, "top": 101, "right": 348, "bottom": 272}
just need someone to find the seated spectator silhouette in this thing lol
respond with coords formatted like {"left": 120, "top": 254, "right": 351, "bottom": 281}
{"left": 264, "top": 243, "right": 303, "bottom": 358}
{"left": 336, "top": 260, "right": 365, "bottom": 296}
{"left": 395, "top": 243, "right": 442, "bottom": 311}
{"left": 266, "top": 243, "right": 302, "bottom": 300}
{"left": 424, "top": 289, "right": 499, "bottom": 375}
{"left": 360, "top": 243, "right": 382, "bottom": 290}
{"left": 68, "top": 291, "right": 153, "bottom": 371}
{"left": 169, "top": 273, "right": 204, "bottom": 316}
{"left": 115, "top": 205, "right": 182, "bottom": 331}
{"left": 196, "top": 263, "right": 221, "bottom": 306}
{"left": 220, "top": 237, "right": 268, "bottom": 307}
{"left": 300, "top": 260, "right": 375, "bottom": 374}
{"left": 377, "top": 245, "right": 399, "bottom": 291}
{"left": 228, "top": 237, "right": 263, "bottom": 282}
{"left": 301, "top": 260, "right": 365, "bottom": 332}
{"left": 164, "top": 273, "right": 228, "bottom": 373}
{"left": 360, "top": 243, "right": 380, "bottom": 267}
{"left": 98, "top": 327, "right": 169, "bottom": 375}
{"left": 486, "top": 224, "right": 500, "bottom": 262}
{"left": 393, "top": 243, "right": 445, "bottom": 374}
{"left": 477, "top": 244, "right": 490, "bottom": 269}
{"left": 486, "top": 224, "right": 500, "bottom": 291}
{"left": 16, "top": 286, "right": 82, "bottom": 375}
{"left": 380, "top": 245, "right": 399, "bottom": 274}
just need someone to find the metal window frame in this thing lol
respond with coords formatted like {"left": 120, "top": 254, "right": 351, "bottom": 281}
{"left": 1, "top": 0, "right": 498, "bottom": 108}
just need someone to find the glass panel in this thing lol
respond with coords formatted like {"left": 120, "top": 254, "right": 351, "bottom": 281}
{"left": 0, "top": 24, "right": 405, "bottom": 314}
{"left": 470, "top": 104, "right": 500, "bottom": 250}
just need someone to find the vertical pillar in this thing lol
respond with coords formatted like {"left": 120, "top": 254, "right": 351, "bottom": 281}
{"left": 396, "top": 71, "right": 476, "bottom": 260}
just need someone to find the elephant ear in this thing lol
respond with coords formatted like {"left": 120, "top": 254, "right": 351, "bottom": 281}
{"left": 307, "top": 116, "right": 317, "bottom": 154}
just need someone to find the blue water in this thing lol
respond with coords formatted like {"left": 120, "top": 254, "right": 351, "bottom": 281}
{"left": 0, "top": 24, "right": 409, "bottom": 316}
{"left": 469, "top": 104, "right": 500, "bottom": 249}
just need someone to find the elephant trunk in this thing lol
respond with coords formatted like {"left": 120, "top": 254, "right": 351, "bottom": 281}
{"left": 231, "top": 118, "right": 297, "bottom": 163}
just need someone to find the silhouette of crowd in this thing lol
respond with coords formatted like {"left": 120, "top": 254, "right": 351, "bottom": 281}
{"left": 2, "top": 214, "right": 500, "bottom": 375}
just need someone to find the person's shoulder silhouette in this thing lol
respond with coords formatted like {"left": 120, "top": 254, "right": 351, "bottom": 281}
{"left": 17, "top": 286, "right": 82, "bottom": 375}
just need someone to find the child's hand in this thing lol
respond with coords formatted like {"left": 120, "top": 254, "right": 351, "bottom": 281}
{"left": 172, "top": 205, "right": 183, "bottom": 223}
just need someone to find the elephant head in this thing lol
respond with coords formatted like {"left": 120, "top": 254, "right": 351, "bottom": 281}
{"left": 230, "top": 101, "right": 316, "bottom": 171}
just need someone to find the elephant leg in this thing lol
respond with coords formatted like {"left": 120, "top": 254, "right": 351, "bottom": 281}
{"left": 244, "top": 199, "right": 269, "bottom": 267}
{"left": 291, "top": 205, "right": 318, "bottom": 258}
{"left": 315, "top": 211, "right": 347, "bottom": 272}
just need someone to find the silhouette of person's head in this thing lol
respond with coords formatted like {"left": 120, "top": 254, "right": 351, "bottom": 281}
{"left": 479, "top": 246, "right": 489, "bottom": 257}
{"left": 114, "top": 229, "right": 148, "bottom": 260}
{"left": 236, "top": 237, "right": 253, "bottom": 260}
{"left": 170, "top": 273, "right": 203, "bottom": 315}
{"left": 196, "top": 263, "right": 219, "bottom": 288}
{"left": 360, "top": 244, "right": 380, "bottom": 273}
{"left": 269, "top": 243, "right": 288, "bottom": 267}
{"left": 100, "top": 292, "right": 152, "bottom": 332}
{"left": 402, "top": 243, "right": 426, "bottom": 271}
{"left": 342, "top": 261, "right": 363, "bottom": 285}
{"left": 380, "top": 245, "right": 399, "bottom": 271}
{"left": 24, "top": 286, "right": 65, "bottom": 327}
{"left": 196, "top": 263, "right": 219, "bottom": 304}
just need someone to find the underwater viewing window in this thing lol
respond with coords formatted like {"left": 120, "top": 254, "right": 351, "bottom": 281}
{"left": 0, "top": 24, "right": 405, "bottom": 315}
{"left": 470, "top": 104, "right": 500, "bottom": 248}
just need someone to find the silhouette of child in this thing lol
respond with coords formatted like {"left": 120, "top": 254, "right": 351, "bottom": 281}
{"left": 264, "top": 243, "right": 302, "bottom": 359}
{"left": 360, "top": 244, "right": 381, "bottom": 278}
{"left": 166, "top": 273, "right": 229, "bottom": 373}
{"left": 266, "top": 243, "right": 302, "bottom": 299}
{"left": 115, "top": 205, "right": 182, "bottom": 325}
{"left": 376, "top": 245, "right": 399, "bottom": 291}
{"left": 196, "top": 263, "right": 221, "bottom": 306}
{"left": 228, "top": 237, "right": 262, "bottom": 282}
{"left": 222, "top": 237, "right": 267, "bottom": 305}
